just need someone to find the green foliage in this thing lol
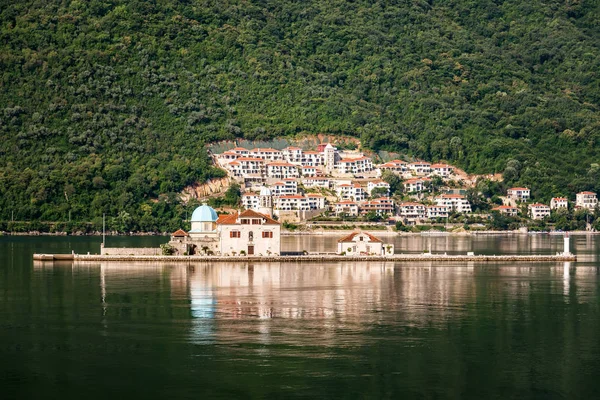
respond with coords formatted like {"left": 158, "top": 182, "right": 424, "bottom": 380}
{"left": 1, "top": 1, "right": 600, "bottom": 230}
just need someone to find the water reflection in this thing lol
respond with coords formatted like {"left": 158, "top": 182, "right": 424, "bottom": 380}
{"left": 33, "top": 260, "right": 598, "bottom": 347}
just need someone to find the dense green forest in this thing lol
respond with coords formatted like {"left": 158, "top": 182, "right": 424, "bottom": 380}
{"left": 1, "top": 0, "right": 600, "bottom": 231}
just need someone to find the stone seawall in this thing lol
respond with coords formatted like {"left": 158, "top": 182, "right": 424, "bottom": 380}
{"left": 100, "top": 247, "right": 162, "bottom": 256}
{"left": 34, "top": 253, "right": 577, "bottom": 263}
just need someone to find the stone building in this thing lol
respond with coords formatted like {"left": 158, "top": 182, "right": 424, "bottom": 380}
{"left": 337, "top": 231, "right": 394, "bottom": 256}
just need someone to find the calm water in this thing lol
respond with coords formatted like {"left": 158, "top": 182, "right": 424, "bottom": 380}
{"left": 1, "top": 235, "right": 600, "bottom": 399}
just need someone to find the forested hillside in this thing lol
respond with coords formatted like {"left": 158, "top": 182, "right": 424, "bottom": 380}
{"left": 1, "top": 0, "right": 600, "bottom": 231}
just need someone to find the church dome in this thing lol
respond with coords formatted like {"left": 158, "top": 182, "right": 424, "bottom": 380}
{"left": 190, "top": 204, "right": 218, "bottom": 223}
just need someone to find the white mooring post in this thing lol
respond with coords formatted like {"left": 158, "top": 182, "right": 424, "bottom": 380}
{"left": 563, "top": 234, "right": 570, "bottom": 256}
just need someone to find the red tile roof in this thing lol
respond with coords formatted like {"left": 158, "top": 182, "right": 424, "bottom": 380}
{"left": 172, "top": 229, "right": 188, "bottom": 237}
{"left": 338, "top": 231, "right": 383, "bottom": 243}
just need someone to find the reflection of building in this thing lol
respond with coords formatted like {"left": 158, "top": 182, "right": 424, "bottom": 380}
{"left": 337, "top": 231, "right": 394, "bottom": 255}
{"left": 170, "top": 204, "right": 281, "bottom": 256}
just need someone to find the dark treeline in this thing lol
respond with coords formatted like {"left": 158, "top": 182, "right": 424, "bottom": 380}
{"left": 1, "top": 0, "right": 599, "bottom": 231}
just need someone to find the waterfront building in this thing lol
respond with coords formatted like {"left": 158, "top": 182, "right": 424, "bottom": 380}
{"left": 427, "top": 205, "right": 450, "bottom": 219}
{"left": 576, "top": 191, "right": 598, "bottom": 210}
{"left": 337, "top": 231, "right": 394, "bottom": 256}
{"left": 550, "top": 197, "right": 568, "bottom": 210}
{"left": 399, "top": 202, "right": 427, "bottom": 223}
{"left": 528, "top": 203, "right": 551, "bottom": 220}
{"left": 435, "top": 194, "right": 472, "bottom": 213}
{"left": 507, "top": 187, "right": 531, "bottom": 202}
{"left": 492, "top": 205, "right": 519, "bottom": 217}
{"left": 275, "top": 195, "right": 324, "bottom": 212}
{"left": 217, "top": 210, "right": 281, "bottom": 256}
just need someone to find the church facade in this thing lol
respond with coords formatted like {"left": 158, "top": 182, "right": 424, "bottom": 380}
{"left": 169, "top": 204, "right": 281, "bottom": 256}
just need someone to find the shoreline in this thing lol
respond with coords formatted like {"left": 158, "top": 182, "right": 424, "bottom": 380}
{"left": 3, "top": 230, "right": 598, "bottom": 237}
{"left": 33, "top": 253, "right": 577, "bottom": 263}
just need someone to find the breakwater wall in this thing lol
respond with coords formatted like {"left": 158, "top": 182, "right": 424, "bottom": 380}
{"left": 33, "top": 253, "right": 577, "bottom": 263}
{"left": 100, "top": 246, "right": 162, "bottom": 256}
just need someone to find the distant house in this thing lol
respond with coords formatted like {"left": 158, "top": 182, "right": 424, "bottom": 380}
{"left": 550, "top": 197, "right": 568, "bottom": 210}
{"left": 266, "top": 161, "right": 299, "bottom": 179}
{"left": 430, "top": 163, "right": 454, "bottom": 178}
{"left": 337, "top": 157, "right": 373, "bottom": 174}
{"left": 334, "top": 201, "right": 359, "bottom": 217}
{"left": 435, "top": 194, "right": 472, "bottom": 213}
{"left": 528, "top": 203, "right": 551, "bottom": 220}
{"left": 359, "top": 197, "right": 395, "bottom": 216}
{"left": 301, "top": 166, "right": 318, "bottom": 177}
{"left": 404, "top": 178, "right": 431, "bottom": 193}
{"left": 367, "top": 179, "right": 391, "bottom": 196}
{"left": 507, "top": 187, "right": 531, "bottom": 202}
{"left": 337, "top": 231, "right": 394, "bottom": 256}
{"left": 407, "top": 161, "right": 431, "bottom": 175}
{"left": 576, "top": 191, "right": 598, "bottom": 210}
{"left": 378, "top": 160, "right": 408, "bottom": 174}
{"left": 492, "top": 205, "right": 519, "bottom": 217}
{"left": 398, "top": 202, "right": 427, "bottom": 223}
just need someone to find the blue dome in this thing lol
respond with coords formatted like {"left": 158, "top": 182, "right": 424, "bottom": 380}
{"left": 191, "top": 204, "right": 218, "bottom": 222}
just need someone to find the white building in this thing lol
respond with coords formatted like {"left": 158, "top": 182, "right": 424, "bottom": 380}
{"left": 337, "top": 231, "right": 394, "bottom": 256}
{"left": 378, "top": 160, "right": 408, "bottom": 174}
{"left": 242, "top": 192, "right": 260, "bottom": 211}
{"left": 367, "top": 179, "right": 391, "bottom": 196}
{"left": 303, "top": 177, "right": 330, "bottom": 189}
{"left": 266, "top": 161, "right": 299, "bottom": 179}
{"left": 399, "top": 202, "right": 427, "bottom": 223}
{"left": 249, "top": 148, "right": 283, "bottom": 161}
{"left": 227, "top": 157, "right": 265, "bottom": 178}
{"left": 576, "top": 191, "right": 598, "bottom": 210}
{"left": 550, "top": 197, "right": 568, "bottom": 210}
{"left": 336, "top": 183, "right": 368, "bottom": 201}
{"left": 337, "top": 157, "right": 373, "bottom": 175}
{"left": 408, "top": 161, "right": 431, "bottom": 176}
{"left": 334, "top": 201, "right": 359, "bottom": 217}
{"left": 528, "top": 203, "right": 551, "bottom": 220}
{"left": 431, "top": 163, "right": 454, "bottom": 178}
{"left": 404, "top": 178, "right": 431, "bottom": 193}
{"left": 507, "top": 187, "right": 531, "bottom": 202}
{"left": 275, "top": 195, "right": 324, "bottom": 212}
{"left": 169, "top": 205, "right": 280, "bottom": 256}
{"left": 359, "top": 197, "right": 395, "bottom": 216}
{"left": 241, "top": 187, "right": 274, "bottom": 216}
{"left": 435, "top": 194, "right": 472, "bottom": 213}
{"left": 218, "top": 210, "right": 281, "bottom": 256}
{"left": 301, "top": 166, "right": 318, "bottom": 177}
{"left": 302, "top": 151, "right": 324, "bottom": 167}
{"left": 272, "top": 179, "right": 297, "bottom": 196}
{"left": 282, "top": 146, "right": 303, "bottom": 163}
{"left": 427, "top": 205, "right": 450, "bottom": 220}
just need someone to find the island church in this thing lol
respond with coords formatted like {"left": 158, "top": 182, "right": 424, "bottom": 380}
{"left": 169, "top": 204, "right": 281, "bottom": 256}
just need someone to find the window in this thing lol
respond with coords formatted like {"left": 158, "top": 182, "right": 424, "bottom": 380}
{"left": 359, "top": 236, "right": 363, "bottom": 241}
{"left": 230, "top": 231, "right": 240, "bottom": 238}
{"left": 241, "top": 219, "right": 250, "bottom": 225}
{"left": 262, "top": 231, "right": 273, "bottom": 238}
{"left": 249, "top": 231, "right": 254, "bottom": 241}
{"left": 252, "top": 219, "right": 261, "bottom": 225}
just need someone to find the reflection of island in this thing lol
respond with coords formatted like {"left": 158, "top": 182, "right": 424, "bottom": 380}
{"left": 37, "top": 260, "right": 598, "bottom": 346}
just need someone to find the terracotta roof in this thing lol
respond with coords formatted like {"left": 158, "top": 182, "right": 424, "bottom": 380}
{"left": 578, "top": 191, "right": 596, "bottom": 195}
{"left": 267, "top": 161, "right": 295, "bottom": 167}
{"left": 172, "top": 229, "right": 188, "bottom": 237}
{"left": 529, "top": 203, "right": 549, "bottom": 208}
{"left": 228, "top": 161, "right": 240, "bottom": 165}
{"left": 279, "top": 195, "right": 305, "bottom": 199}
{"left": 339, "top": 157, "right": 370, "bottom": 163}
{"left": 283, "top": 178, "right": 296, "bottom": 181}
{"left": 338, "top": 231, "right": 383, "bottom": 243}
{"left": 405, "top": 178, "right": 430, "bottom": 184}
{"left": 233, "top": 147, "right": 248, "bottom": 151}
{"left": 440, "top": 194, "right": 465, "bottom": 199}
{"left": 251, "top": 148, "right": 280, "bottom": 152}
{"left": 217, "top": 210, "right": 279, "bottom": 225}
{"left": 236, "top": 157, "right": 265, "bottom": 162}
{"left": 307, "top": 194, "right": 323, "bottom": 198}
{"left": 431, "top": 163, "right": 453, "bottom": 168}
{"left": 302, "top": 166, "right": 316, "bottom": 169}
{"left": 285, "top": 146, "right": 302, "bottom": 150}
{"left": 552, "top": 197, "right": 568, "bottom": 201}
{"left": 336, "top": 201, "right": 357, "bottom": 205}
{"left": 493, "top": 206, "right": 517, "bottom": 210}
{"left": 409, "top": 162, "right": 431, "bottom": 166}
{"left": 509, "top": 187, "right": 530, "bottom": 191}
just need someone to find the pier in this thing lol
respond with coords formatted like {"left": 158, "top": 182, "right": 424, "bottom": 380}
{"left": 33, "top": 253, "right": 577, "bottom": 263}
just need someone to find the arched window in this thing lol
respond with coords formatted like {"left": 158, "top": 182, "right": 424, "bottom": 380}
{"left": 249, "top": 231, "right": 254, "bottom": 241}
